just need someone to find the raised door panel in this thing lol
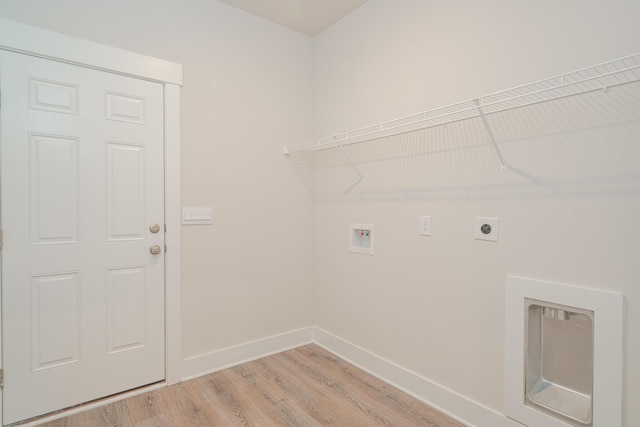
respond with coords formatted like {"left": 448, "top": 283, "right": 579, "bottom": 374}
{"left": 30, "top": 272, "right": 80, "bottom": 371}
{"left": 107, "top": 266, "right": 146, "bottom": 354}
{"left": 28, "top": 77, "right": 79, "bottom": 115}
{"left": 29, "top": 134, "right": 78, "bottom": 245}
{"left": 106, "top": 142, "right": 145, "bottom": 241}
{"left": 105, "top": 91, "right": 145, "bottom": 124}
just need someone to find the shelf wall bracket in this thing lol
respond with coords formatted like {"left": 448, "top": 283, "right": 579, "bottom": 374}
{"left": 337, "top": 139, "right": 365, "bottom": 193}
{"left": 473, "top": 98, "right": 508, "bottom": 172}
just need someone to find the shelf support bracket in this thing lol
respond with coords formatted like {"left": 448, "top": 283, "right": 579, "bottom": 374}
{"left": 336, "top": 139, "right": 364, "bottom": 193}
{"left": 473, "top": 98, "right": 507, "bottom": 172}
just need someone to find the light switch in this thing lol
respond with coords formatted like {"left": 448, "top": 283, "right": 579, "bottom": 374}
{"left": 182, "top": 206, "right": 213, "bottom": 225}
{"left": 420, "top": 215, "right": 431, "bottom": 236}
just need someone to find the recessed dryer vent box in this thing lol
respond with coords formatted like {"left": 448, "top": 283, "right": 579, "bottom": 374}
{"left": 350, "top": 223, "right": 374, "bottom": 255}
{"left": 525, "top": 299, "right": 594, "bottom": 426}
{"left": 505, "top": 276, "right": 624, "bottom": 427}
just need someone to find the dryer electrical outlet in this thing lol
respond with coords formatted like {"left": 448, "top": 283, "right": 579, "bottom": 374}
{"left": 475, "top": 217, "right": 499, "bottom": 242}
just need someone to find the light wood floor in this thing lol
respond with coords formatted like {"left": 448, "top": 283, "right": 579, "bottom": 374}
{"left": 36, "top": 344, "right": 465, "bottom": 426}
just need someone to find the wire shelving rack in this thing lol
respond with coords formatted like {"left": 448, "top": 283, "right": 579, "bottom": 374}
{"left": 283, "top": 53, "right": 640, "bottom": 195}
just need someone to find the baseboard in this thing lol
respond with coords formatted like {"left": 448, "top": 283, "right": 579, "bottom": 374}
{"left": 312, "top": 327, "right": 522, "bottom": 427}
{"left": 180, "top": 325, "right": 521, "bottom": 427}
{"left": 180, "top": 326, "right": 315, "bottom": 381}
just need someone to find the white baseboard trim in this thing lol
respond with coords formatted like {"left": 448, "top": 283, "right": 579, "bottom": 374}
{"left": 312, "top": 327, "right": 522, "bottom": 427}
{"left": 180, "top": 326, "right": 315, "bottom": 381}
{"left": 179, "top": 325, "right": 521, "bottom": 427}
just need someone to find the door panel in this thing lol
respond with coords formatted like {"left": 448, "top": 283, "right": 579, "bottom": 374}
{"left": 1, "top": 50, "right": 166, "bottom": 424}
{"left": 30, "top": 272, "right": 80, "bottom": 371}
{"left": 106, "top": 141, "right": 146, "bottom": 240}
{"left": 28, "top": 77, "right": 79, "bottom": 115}
{"left": 106, "top": 266, "right": 147, "bottom": 355}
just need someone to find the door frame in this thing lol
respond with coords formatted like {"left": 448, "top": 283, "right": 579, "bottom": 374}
{"left": 0, "top": 17, "right": 183, "bottom": 423}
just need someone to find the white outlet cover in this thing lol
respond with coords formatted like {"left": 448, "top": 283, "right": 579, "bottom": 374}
{"left": 475, "top": 217, "right": 499, "bottom": 241}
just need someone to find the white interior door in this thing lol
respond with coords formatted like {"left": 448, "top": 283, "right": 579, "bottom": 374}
{"left": 0, "top": 50, "right": 166, "bottom": 424}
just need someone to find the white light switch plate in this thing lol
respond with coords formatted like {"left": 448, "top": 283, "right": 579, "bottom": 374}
{"left": 475, "top": 217, "right": 499, "bottom": 241}
{"left": 182, "top": 206, "right": 213, "bottom": 225}
{"left": 420, "top": 215, "right": 431, "bottom": 236}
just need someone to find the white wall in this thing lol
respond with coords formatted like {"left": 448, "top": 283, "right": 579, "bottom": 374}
{"left": 0, "top": 0, "right": 315, "bottom": 359}
{"left": 312, "top": 0, "right": 640, "bottom": 424}
{"left": 2, "top": 0, "right": 640, "bottom": 425}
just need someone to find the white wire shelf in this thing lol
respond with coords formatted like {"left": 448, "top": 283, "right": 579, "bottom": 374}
{"left": 285, "top": 53, "right": 640, "bottom": 155}
{"left": 283, "top": 53, "right": 640, "bottom": 195}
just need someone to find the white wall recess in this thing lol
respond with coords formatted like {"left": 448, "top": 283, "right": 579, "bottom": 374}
{"left": 504, "top": 276, "right": 624, "bottom": 427}
{"left": 350, "top": 223, "right": 374, "bottom": 255}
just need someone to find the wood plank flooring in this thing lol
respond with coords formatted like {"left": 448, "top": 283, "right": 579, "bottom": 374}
{"left": 35, "top": 344, "right": 465, "bottom": 427}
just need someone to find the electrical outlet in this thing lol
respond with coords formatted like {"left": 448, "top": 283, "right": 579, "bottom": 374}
{"left": 475, "top": 217, "right": 499, "bottom": 242}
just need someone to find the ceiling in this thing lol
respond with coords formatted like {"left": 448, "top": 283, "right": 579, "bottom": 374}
{"left": 217, "top": 0, "right": 369, "bottom": 36}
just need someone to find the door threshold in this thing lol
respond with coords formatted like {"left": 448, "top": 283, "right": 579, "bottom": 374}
{"left": 9, "top": 381, "right": 166, "bottom": 427}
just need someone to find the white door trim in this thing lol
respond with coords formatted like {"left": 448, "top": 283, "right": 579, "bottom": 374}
{"left": 163, "top": 83, "right": 182, "bottom": 385}
{"left": 0, "top": 17, "right": 183, "bottom": 423}
{"left": 0, "top": 18, "right": 182, "bottom": 85}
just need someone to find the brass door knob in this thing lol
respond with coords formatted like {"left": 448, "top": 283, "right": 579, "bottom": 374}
{"left": 150, "top": 245, "right": 162, "bottom": 255}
